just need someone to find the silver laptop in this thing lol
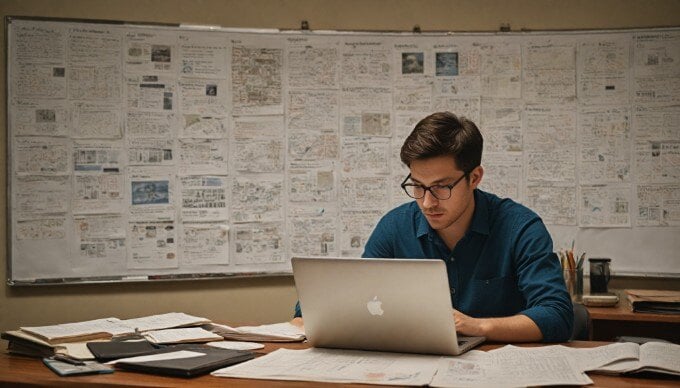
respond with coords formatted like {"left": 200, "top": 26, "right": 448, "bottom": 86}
{"left": 292, "top": 256, "right": 485, "bottom": 355}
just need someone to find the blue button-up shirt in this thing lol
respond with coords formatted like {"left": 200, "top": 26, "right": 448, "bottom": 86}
{"left": 360, "top": 189, "right": 573, "bottom": 343}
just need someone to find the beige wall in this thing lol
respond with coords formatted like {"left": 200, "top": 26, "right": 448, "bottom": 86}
{"left": 1, "top": 0, "right": 680, "bottom": 333}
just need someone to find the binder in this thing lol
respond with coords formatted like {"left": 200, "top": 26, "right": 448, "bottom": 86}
{"left": 625, "top": 289, "right": 680, "bottom": 314}
{"left": 114, "top": 345, "right": 255, "bottom": 377}
{"left": 2, "top": 331, "right": 55, "bottom": 358}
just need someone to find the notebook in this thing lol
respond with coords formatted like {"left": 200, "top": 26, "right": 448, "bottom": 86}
{"left": 292, "top": 256, "right": 485, "bottom": 356}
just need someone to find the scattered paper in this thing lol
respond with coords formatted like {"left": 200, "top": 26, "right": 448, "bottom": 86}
{"left": 213, "top": 347, "right": 440, "bottom": 386}
{"left": 207, "top": 322, "right": 305, "bottom": 342}
{"left": 143, "top": 327, "right": 223, "bottom": 344}
{"left": 432, "top": 346, "right": 593, "bottom": 387}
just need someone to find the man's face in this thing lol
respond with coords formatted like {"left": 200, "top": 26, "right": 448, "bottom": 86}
{"left": 408, "top": 156, "right": 481, "bottom": 232}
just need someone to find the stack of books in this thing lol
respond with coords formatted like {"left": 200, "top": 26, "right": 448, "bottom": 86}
{"left": 1, "top": 313, "right": 314, "bottom": 377}
{"left": 1, "top": 312, "right": 213, "bottom": 359}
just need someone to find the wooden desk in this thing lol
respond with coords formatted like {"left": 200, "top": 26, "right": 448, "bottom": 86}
{"left": 587, "top": 302, "right": 680, "bottom": 343}
{"left": 1, "top": 341, "right": 678, "bottom": 387}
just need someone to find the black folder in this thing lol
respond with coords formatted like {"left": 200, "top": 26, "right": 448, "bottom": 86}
{"left": 114, "top": 345, "right": 255, "bottom": 377}
{"left": 87, "top": 340, "right": 158, "bottom": 361}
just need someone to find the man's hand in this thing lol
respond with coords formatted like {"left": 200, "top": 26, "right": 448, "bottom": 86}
{"left": 290, "top": 317, "right": 304, "bottom": 329}
{"left": 453, "top": 309, "right": 487, "bottom": 337}
{"left": 453, "top": 309, "right": 543, "bottom": 342}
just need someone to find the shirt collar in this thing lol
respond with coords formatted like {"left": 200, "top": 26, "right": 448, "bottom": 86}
{"left": 415, "top": 189, "right": 490, "bottom": 239}
{"left": 470, "top": 189, "right": 490, "bottom": 235}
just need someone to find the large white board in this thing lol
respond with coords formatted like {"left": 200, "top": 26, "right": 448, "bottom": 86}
{"left": 7, "top": 17, "right": 680, "bottom": 284}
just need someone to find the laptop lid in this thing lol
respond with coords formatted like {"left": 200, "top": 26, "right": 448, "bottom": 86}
{"left": 292, "top": 256, "right": 484, "bottom": 356}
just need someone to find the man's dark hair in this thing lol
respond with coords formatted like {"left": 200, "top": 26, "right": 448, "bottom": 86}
{"left": 400, "top": 111, "right": 483, "bottom": 174}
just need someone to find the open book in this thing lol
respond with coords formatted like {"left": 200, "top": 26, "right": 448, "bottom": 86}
{"left": 17, "top": 312, "right": 212, "bottom": 344}
{"left": 206, "top": 322, "right": 305, "bottom": 342}
{"left": 590, "top": 341, "right": 680, "bottom": 376}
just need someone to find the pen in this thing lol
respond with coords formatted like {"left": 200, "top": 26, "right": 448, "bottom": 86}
{"left": 52, "top": 354, "right": 86, "bottom": 366}
{"left": 567, "top": 250, "right": 575, "bottom": 271}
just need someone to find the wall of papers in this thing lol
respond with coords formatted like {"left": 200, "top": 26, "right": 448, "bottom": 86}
{"left": 7, "top": 17, "right": 680, "bottom": 284}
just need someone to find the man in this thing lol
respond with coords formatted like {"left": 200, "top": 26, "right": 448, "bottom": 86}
{"left": 293, "top": 111, "right": 573, "bottom": 343}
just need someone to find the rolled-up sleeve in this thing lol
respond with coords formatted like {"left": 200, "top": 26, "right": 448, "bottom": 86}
{"left": 514, "top": 219, "right": 573, "bottom": 342}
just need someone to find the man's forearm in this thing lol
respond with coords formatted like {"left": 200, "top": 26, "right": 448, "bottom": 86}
{"left": 454, "top": 310, "right": 543, "bottom": 342}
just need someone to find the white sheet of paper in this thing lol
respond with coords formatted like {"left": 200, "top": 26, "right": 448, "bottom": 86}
{"left": 207, "top": 341, "right": 265, "bottom": 350}
{"left": 234, "top": 322, "right": 305, "bottom": 338}
{"left": 106, "top": 350, "right": 205, "bottom": 365}
{"left": 568, "top": 342, "right": 639, "bottom": 371}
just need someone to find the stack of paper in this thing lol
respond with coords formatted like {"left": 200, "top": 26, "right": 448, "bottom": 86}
{"left": 16, "top": 312, "right": 213, "bottom": 345}
{"left": 121, "top": 312, "right": 212, "bottom": 332}
{"left": 143, "top": 327, "right": 223, "bottom": 345}
{"left": 206, "top": 322, "right": 305, "bottom": 342}
{"left": 19, "top": 318, "right": 133, "bottom": 344}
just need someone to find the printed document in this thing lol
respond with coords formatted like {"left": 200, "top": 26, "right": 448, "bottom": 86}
{"left": 213, "top": 347, "right": 439, "bottom": 386}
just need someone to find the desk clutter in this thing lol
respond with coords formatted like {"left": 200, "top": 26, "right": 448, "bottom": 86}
{"left": 211, "top": 342, "right": 680, "bottom": 386}
{"left": 1, "top": 312, "right": 304, "bottom": 377}
{"left": 2, "top": 312, "right": 680, "bottom": 385}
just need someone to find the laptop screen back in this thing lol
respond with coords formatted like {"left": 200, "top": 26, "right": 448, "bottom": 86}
{"left": 292, "top": 256, "right": 466, "bottom": 355}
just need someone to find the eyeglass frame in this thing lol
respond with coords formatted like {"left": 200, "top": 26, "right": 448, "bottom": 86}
{"left": 400, "top": 171, "right": 470, "bottom": 200}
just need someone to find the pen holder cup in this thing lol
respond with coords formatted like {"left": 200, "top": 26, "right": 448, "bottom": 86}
{"left": 589, "top": 258, "right": 611, "bottom": 294}
{"left": 563, "top": 267, "right": 583, "bottom": 302}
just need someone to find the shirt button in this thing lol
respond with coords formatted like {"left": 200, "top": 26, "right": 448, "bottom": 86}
{"left": 450, "top": 288, "right": 456, "bottom": 295}
{"left": 485, "top": 280, "right": 490, "bottom": 285}
{"left": 450, "top": 256, "right": 455, "bottom": 262}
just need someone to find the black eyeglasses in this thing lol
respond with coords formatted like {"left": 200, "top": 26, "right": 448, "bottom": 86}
{"left": 400, "top": 172, "right": 469, "bottom": 200}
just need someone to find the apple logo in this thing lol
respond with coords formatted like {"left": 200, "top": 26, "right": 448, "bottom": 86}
{"left": 366, "top": 296, "right": 384, "bottom": 316}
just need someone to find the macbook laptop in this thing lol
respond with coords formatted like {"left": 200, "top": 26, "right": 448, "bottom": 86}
{"left": 292, "top": 256, "right": 485, "bottom": 355}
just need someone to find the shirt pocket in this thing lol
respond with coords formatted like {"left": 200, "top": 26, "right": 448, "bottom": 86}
{"left": 468, "top": 275, "right": 524, "bottom": 317}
